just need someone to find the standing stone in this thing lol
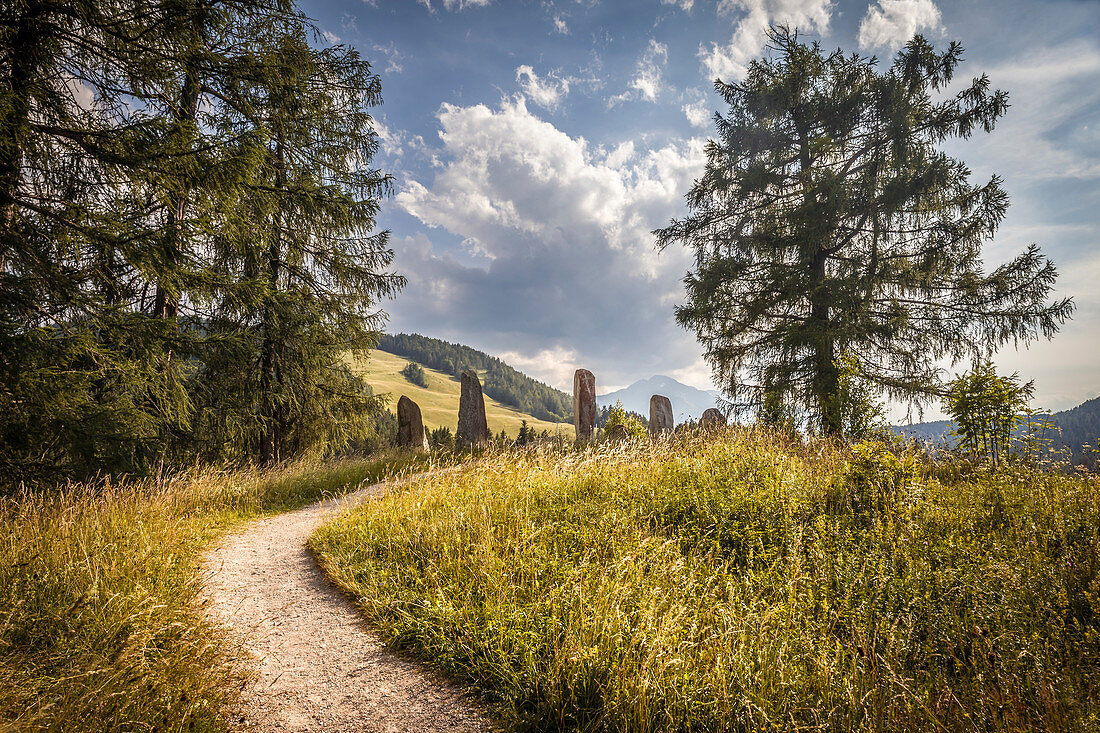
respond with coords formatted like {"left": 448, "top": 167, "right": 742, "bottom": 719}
{"left": 396, "top": 395, "right": 429, "bottom": 450}
{"left": 456, "top": 370, "right": 490, "bottom": 450}
{"left": 573, "top": 369, "right": 596, "bottom": 442}
{"left": 649, "top": 394, "right": 674, "bottom": 435}
{"left": 701, "top": 407, "right": 727, "bottom": 429}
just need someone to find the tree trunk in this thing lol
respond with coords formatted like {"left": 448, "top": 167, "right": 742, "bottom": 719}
{"left": 795, "top": 122, "right": 841, "bottom": 436}
{"left": 809, "top": 250, "right": 840, "bottom": 436}
{"left": 259, "top": 131, "right": 286, "bottom": 466}
{"left": 153, "top": 62, "right": 202, "bottom": 320}
{"left": 0, "top": 1, "right": 51, "bottom": 254}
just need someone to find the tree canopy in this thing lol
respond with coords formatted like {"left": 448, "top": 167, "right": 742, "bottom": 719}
{"left": 0, "top": 0, "right": 400, "bottom": 478}
{"left": 656, "top": 27, "right": 1073, "bottom": 435}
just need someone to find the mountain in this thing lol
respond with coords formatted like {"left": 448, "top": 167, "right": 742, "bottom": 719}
{"left": 891, "top": 395, "right": 1100, "bottom": 463}
{"left": 598, "top": 375, "right": 722, "bottom": 423}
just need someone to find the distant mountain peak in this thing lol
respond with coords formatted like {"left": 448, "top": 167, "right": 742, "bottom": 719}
{"left": 598, "top": 375, "right": 721, "bottom": 422}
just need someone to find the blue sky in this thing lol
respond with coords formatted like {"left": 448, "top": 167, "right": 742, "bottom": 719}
{"left": 304, "top": 0, "right": 1100, "bottom": 417}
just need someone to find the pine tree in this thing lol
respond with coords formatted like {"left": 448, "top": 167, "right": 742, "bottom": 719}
{"left": 0, "top": 0, "right": 205, "bottom": 476}
{"left": 193, "top": 22, "right": 403, "bottom": 464}
{"left": 656, "top": 28, "right": 1072, "bottom": 435}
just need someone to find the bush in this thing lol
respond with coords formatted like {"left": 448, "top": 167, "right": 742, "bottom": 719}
{"left": 400, "top": 362, "right": 429, "bottom": 388}
{"left": 602, "top": 401, "right": 647, "bottom": 440}
{"left": 945, "top": 362, "right": 1033, "bottom": 467}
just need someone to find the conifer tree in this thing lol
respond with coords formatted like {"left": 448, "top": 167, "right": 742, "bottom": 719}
{"left": 193, "top": 23, "right": 403, "bottom": 464}
{"left": 656, "top": 28, "right": 1073, "bottom": 435}
{"left": 0, "top": 0, "right": 201, "bottom": 475}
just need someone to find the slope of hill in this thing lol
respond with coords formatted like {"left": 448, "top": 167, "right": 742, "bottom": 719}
{"left": 349, "top": 349, "right": 574, "bottom": 439}
{"left": 892, "top": 395, "right": 1100, "bottom": 461}
{"left": 598, "top": 375, "right": 722, "bottom": 422}
{"left": 378, "top": 334, "right": 572, "bottom": 423}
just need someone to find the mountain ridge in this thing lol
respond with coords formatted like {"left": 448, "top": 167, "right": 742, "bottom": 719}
{"left": 598, "top": 375, "right": 722, "bottom": 422}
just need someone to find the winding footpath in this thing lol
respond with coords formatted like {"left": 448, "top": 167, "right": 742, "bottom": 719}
{"left": 202, "top": 477, "right": 491, "bottom": 732}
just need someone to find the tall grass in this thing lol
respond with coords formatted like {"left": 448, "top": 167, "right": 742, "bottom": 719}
{"left": 0, "top": 452, "right": 427, "bottom": 732}
{"left": 311, "top": 429, "right": 1100, "bottom": 731}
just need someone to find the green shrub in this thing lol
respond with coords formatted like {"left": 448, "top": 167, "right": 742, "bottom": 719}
{"left": 400, "top": 362, "right": 429, "bottom": 388}
{"left": 602, "top": 401, "right": 647, "bottom": 440}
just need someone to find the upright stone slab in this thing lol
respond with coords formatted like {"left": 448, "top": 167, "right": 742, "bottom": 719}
{"left": 649, "top": 394, "right": 674, "bottom": 435}
{"left": 396, "top": 395, "right": 429, "bottom": 450}
{"left": 701, "top": 407, "right": 727, "bottom": 429}
{"left": 573, "top": 369, "right": 596, "bottom": 442}
{"left": 456, "top": 369, "right": 490, "bottom": 450}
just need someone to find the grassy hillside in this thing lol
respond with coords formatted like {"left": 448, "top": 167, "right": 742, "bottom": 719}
{"left": 378, "top": 333, "right": 573, "bottom": 423}
{"left": 312, "top": 431, "right": 1100, "bottom": 732}
{"left": 352, "top": 348, "right": 574, "bottom": 440}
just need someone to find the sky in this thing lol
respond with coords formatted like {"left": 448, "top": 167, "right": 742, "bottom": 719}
{"left": 302, "top": 0, "right": 1100, "bottom": 418}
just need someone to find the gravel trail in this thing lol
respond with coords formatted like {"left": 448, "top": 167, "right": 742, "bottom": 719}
{"left": 202, "top": 476, "right": 491, "bottom": 732}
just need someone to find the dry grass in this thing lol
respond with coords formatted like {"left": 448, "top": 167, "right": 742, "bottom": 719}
{"left": 312, "top": 429, "right": 1100, "bottom": 732}
{"left": 0, "top": 452, "right": 427, "bottom": 732}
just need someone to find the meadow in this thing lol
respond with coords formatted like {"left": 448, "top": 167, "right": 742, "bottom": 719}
{"left": 350, "top": 349, "right": 575, "bottom": 440}
{"left": 0, "top": 452, "right": 428, "bottom": 732}
{"left": 311, "top": 429, "right": 1100, "bottom": 732}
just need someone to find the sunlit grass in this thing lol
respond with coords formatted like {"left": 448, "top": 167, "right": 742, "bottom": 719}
{"left": 348, "top": 348, "right": 575, "bottom": 439}
{"left": 312, "top": 429, "right": 1100, "bottom": 731}
{"left": 0, "top": 451, "right": 429, "bottom": 732}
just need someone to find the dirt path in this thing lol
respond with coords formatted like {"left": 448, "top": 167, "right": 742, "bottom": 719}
{"left": 202, "top": 476, "right": 491, "bottom": 732}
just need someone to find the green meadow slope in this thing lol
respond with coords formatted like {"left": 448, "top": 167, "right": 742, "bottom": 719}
{"left": 351, "top": 349, "right": 574, "bottom": 440}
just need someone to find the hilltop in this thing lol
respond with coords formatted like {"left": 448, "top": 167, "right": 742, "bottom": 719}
{"left": 377, "top": 333, "right": 573, "bottom": 423}
{"left": 349, "top": 348, "right": 573, "bottom": 439}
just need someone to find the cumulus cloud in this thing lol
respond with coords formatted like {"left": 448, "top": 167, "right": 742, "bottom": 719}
{"left": 515, "top": 65, "right": 571, "bottom": 111}
{"left": 372, "top": 42, "right": 406, "bottom": 74}
{"left": 553, "top": 14, "right": 569, "bottom": 34}
{"left": 389, "top": 99, "right": 710, "bottom": 389}
{"left": 661, "top": 0, "right": 695, "bottom": 10}
{"left": 682, "top": 95, "right": 712, "bottom": 127}
{"left": 858, "top": 0, "right": 942, "bottom": 51}
{"left": 418, "top": 0, "right": 490, "bottom": 11}
{"left": 699, "top": 0, "right": 833, "bottom": 81}
{"left": 609, "top": 39, "right": 669, "bottom": 107}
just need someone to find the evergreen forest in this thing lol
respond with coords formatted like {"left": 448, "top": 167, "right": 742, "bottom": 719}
{"left": 0, "top": 0, "right": 401, "bottom": 481}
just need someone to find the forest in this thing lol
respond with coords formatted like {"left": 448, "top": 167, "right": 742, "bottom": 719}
{"left": 0, "top": 0, "right": 399, "bottom": 483}
{"left": 378, "top": 333, "right": 573, "bottom": 423}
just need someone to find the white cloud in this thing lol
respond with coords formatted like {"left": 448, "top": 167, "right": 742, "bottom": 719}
{"left": 661, "top": 0, "right": 695, "bottom": 10}
{"left": 496, "top": 345, "right": 582, "bottom": 391}
{"left": 553, "top": 14, "right": 569, "bottom": 34}
{"left": 858, "top": 0, "right": 942, "bottom": 51}
{"left": 63, "top": 74, "right": 95, "bottom": 110}
{"left": 610, "top": 39, "right": 669, "bottom": 107}
{"left": 632, "top": 39, "right": 668, "bottom": 101}
{"left": 373, "top": 42, "right": 406, "bottom": 74}
{"left": 699, "top": 0, "right": 833, "bottom": 81}
{"left": 515, "top": 65, "right": 571, "bottom": 111}
{"left": 321, "top": 29, "right": 340, "bottom": 44}
{"left": 682, "top": 96, "right": 711, "bottom": 127}
{"left": 417, "top": 0, "right": 489, "bottom": 10}
{"left": 373, "top": 119, "right": 403, "bottom": 158}
{"left": 389, "top": 99, "right": 709, "bottom": 388}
